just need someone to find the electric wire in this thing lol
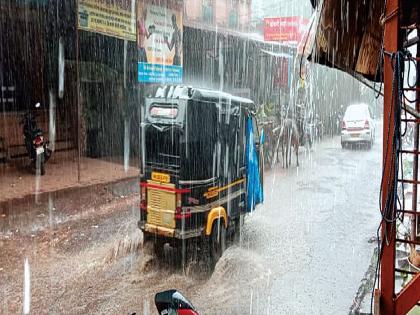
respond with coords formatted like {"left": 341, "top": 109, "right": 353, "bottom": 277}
{"left": 370, "top": 49, "right": 407, "bottom": 315}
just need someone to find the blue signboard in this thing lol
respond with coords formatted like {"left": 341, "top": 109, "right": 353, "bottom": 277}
{"left": 137, "top": 1, "right": 184, "bottom": 84}
{"left": 138, "top": 63, "right": 183, "bottom": 84}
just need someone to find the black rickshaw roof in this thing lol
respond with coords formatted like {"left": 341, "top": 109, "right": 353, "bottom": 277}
{"left": 150, "top": 85, "right": 254, "bottom": 109}
{"left": 191, "top": 88, "right": 254, "bottom": 107}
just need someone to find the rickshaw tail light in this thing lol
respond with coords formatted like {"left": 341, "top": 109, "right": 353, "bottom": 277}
{"left": 140, "top": 185, "right": 147, "bottom": 211}
{"left": 140, "top": 200, "right": 147, "bottom": 211}
{"left": 141, "top": 185, "right": 146, "bottom": 201}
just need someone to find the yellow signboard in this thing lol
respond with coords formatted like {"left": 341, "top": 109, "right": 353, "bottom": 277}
{"left": 78, "top": 0, "right": 136, "bottom": 41}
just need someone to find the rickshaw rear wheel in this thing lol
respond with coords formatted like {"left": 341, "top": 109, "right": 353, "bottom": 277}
{"left": 210, "top": 219, "right": 226, "bottom": 267}
{"left": 233, "top": 215, "right": 244, "bottom": 244}
{"left": 142, "top": 232, "right": 165, "bottom": 259}
{"left": 154, "top": 239, "right": 166, "bottom": 259}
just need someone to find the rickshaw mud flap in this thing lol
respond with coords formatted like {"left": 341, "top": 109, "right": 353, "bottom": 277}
{"left": 141, "top": 223, "right": 203, "bottom": 239}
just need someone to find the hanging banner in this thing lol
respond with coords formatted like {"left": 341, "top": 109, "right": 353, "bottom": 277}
{"left": 264, "top": 17, "right": 310, "bottom": 45}
{"left": 78, "top": 0, "right": 136, "bottom": 41}
{"left": 137, "top": 0, "right": 183, "bottom": 83}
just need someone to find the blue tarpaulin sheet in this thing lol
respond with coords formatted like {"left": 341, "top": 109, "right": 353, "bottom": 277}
{"left": 246, "top": 117, "right": 263, "bottom": 212}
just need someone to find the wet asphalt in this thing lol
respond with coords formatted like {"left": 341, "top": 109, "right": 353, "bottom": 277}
{"left": 201, "top": 126, "right": 382, "bottom": 314}
{"left": 266, "top": 134, "right": 380, "bottom": 314}
{"left": 0, "top": 126, "right": 382, "bottom": 315}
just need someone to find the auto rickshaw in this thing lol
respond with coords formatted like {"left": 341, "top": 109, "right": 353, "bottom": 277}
{"left": 138, "top": 85, "right": 264, "bottom": 266}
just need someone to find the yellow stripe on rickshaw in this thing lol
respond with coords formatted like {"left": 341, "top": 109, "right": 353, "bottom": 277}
{"left": 204, "top": 178, "right": 245, "bottom": 199}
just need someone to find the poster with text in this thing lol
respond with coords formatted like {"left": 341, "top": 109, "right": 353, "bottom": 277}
{"left": 78, "top": 0, "right": 136, "bottom": 41}
{"left": 264, "top": 17, "right": 309, "bottom": 45}
{"left": 137, "top": 0, "right": 183, "bottom": 83}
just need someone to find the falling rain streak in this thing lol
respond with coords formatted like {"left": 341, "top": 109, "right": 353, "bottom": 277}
{"left": 0, "top": 0, "right": 397, "bottom": 314}
{"left": 23, "top": 258, "right": 30, "bottom": 315}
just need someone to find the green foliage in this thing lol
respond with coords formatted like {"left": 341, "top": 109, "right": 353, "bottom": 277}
{"left": 257, "top": 102, "right": 277, "bottom": 119}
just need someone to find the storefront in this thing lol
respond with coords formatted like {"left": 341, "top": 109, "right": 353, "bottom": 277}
{"left": 0, "top": 0, "right": 78, "bottom": 161}
{"left": 183, "top": 22, "right": 295, "bottom": 108}
{"left": 0, "top": 0, "right": 294, "bottom": 181}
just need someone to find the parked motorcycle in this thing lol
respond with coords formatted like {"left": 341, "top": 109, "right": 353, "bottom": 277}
{"left": 155, "top": 290, "right": 198, "bottom": 315}
{"left": 21, "top": 103, "right": 52, "bottom": 175}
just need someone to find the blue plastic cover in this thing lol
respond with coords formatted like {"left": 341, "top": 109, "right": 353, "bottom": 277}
{"left": 246, "top": 117, "right": 263, "bottom": 212}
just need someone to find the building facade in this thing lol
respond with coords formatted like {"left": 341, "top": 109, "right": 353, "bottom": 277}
{"left": 251, "top": 0, "right": 313, "bottom": 32}
{"left": 0, "top": 0, "right": 293, "bottom": 168}
{"left": 184, "top": 0, "right": 252, "bottom": 31}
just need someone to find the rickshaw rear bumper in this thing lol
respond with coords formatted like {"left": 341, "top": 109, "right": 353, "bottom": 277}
{"left": 138, "top": 221, "right": 203, "bottom": 240}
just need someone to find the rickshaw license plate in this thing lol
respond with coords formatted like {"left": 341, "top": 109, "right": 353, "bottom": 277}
{"left": 351, "top": 134, "right": 359, "bottom": 138}
{"left": 152, "top": 172, "right": 170, "bottom": 183}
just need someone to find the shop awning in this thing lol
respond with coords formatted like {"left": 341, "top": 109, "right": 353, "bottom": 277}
{"left": 307, "top": 0, "right": 419, "bottom": 82}
{"left": 259, "top": 49, "right": 293, "bottom": 59}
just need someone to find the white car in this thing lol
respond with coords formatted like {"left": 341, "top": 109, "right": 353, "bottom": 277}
{"left": 341, "top": 104, "right": 375, "bottom": 149}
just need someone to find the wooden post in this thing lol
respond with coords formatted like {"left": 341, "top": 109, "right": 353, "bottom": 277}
{"left": 380, "top": 0, "right": 399, "bottom": 313}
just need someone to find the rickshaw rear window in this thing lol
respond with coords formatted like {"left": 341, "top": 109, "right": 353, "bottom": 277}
{"left": 150, "top": 106, "right": 179, "bottom": 118}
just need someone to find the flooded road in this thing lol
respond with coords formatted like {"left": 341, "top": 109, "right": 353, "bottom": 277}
{"left": 259, "top": 134, "right": 381, "bottom": 314}
{"left": 196, "top": 124, "right": 382, "bottom": 314}
{"left": 0, "top": 128, "right": 381, "bottom": 315}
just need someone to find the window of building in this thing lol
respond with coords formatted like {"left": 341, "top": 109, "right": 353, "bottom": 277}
{"left": 202, "top": 0, "right": 214, "bottom": 24}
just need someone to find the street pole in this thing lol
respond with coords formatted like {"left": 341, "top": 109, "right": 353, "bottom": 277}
{"left": 75, "top": 0, "right": 81, "bottom": 182}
